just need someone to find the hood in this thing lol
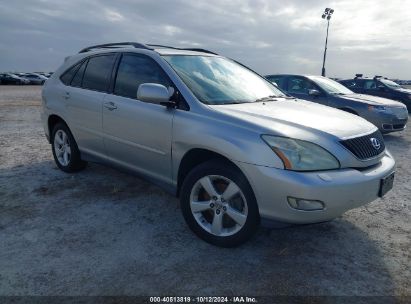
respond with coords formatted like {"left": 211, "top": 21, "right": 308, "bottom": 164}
{"left": 210, "top": 98, "right": 375, "bottom": 139}
{"left": 339, "top": 93, "right": 406, "bottom": 107}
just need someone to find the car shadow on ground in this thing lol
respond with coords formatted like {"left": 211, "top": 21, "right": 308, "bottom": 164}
{"left": 0, "top": 160, "right": 395, "bottom": 296}
{"left": 383, "top": 133, "right": 410, "bottom": 146}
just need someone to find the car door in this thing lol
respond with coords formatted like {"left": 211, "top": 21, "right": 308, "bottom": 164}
{"left": 286, "top": 76, "right": 328, "bottom": 105}
{"left": 376, "top": 80, "right": 395, "bottom": 99}
{"left": 102, "top": 53, "right": 174, "bottom": 184}
{"left": 64, "top": 53, "right": 116, "bottom": 157}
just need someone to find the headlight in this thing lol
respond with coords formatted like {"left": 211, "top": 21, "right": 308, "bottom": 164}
{"left": 368, "top": 105, "right": 389, "bottom": 112}
{"left": 261, "top": 135, "right": 340, "bottom": 171}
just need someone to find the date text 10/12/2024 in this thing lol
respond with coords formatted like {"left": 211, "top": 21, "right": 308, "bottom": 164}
{"left": 149, "top": 296, "right": 257, "bottom": 303}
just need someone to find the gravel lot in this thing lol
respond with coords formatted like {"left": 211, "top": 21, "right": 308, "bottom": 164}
{"left": 0, "top": 86, "right": 410, "bottom": 297}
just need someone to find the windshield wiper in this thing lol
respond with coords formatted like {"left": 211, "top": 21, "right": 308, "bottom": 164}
{"left": 254, "top": 95, "right": 282, "bottom": 102}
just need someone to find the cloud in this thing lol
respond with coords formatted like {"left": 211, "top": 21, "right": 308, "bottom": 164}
{"left": 163, "top": 25, "right": 182, "bottom": 36}
{"left": 0, "top": 0, "right": 410, "bottom": 79}
{"left": 104, "top": 8, "right": 124, "bottom": 22}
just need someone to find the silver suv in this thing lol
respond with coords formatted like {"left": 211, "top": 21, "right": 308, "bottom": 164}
{"left": 41, "top": 42, "right": 396, "bottom": 247}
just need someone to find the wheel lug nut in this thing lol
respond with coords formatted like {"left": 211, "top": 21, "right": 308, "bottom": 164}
{"left": 210, "top": 203, "right": 215, "bottom": 208}
{"left": 216, "top": 209, "right": 220, "bottom": 215}
{"left": 223, "top": 206, "right": 227, "bottom": 211}
{"left": 212, "top": 196, "right": 217, "bottom": 201}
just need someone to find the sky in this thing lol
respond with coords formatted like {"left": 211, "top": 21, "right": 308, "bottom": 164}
{"left": 0, "top": 0, "right": 410, "bottom": 79}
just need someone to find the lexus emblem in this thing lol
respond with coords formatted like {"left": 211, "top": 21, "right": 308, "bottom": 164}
{"left": 370, "top": 138, "right": 381, "bottom": 150}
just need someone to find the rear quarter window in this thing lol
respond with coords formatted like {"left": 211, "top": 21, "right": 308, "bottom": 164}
{"left": 60, "top": 62, "right": 81, "bottom": 85}
{"left": 71, "top": 60, "right": 88, "bottom": 88}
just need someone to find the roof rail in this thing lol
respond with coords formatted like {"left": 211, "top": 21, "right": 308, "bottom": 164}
{"left": 79, "top": 42, "right": 153, "bottom": 53}
{"left": 147, "top": 44, "right": 218, "bottom": 55}
{"left": 146, "top": 44, "right": 179, "bottom": 49}
{"left": 374, "top": 75, "right": 383, "bottom": 79}
{"left": 78, "top": 42, "right": 218, "bottom": 55}
{"left": 181, "top": 48, "right": 218, "bottom": 55}
{"left": 355, "top": 73, "right": 363, "bottom": 78}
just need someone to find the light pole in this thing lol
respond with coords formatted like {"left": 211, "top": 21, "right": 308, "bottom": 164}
{"left": 321, "top": 8, "right": 334, "bottom": 76}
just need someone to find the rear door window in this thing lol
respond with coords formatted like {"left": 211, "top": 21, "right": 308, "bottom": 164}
{"left": 114, "top": 54, "right": 170, "bottom": 100}
{"left": 82, "top": 54, "right": 116, "bottom": 92}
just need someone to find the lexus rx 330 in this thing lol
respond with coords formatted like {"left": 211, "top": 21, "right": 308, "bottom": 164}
{"left": 41, "top": 42, "right": 396, "bottom": 247}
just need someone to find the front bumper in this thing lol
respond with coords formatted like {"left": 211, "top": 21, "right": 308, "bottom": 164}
{"left": 236, "top": 152, "right": 395, "bottom": 224}
{"left": 365, "top": 110, "right": 408, "bottom": 133}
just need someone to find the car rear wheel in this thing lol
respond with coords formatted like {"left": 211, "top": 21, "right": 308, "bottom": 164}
{"left": 180, "top": 160, "right": 259, "bottom": 247}
{"left": 51, "top": 123, "right": 87, "bottom": 172}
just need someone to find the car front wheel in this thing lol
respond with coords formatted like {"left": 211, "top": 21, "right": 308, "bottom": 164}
{"left": 180, "top": 160, "right": 259, "bottom": 247}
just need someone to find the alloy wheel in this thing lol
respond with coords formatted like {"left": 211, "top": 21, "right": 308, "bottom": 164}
{"left": 53, "top": 129, "right": 71, "bottom": 166}
{"left": 189, "top": 175, "right": 248, "bottom": 237}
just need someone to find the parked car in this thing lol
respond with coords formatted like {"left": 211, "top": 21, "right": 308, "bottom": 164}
{"left": 42, "top": 42, "right": 395, "bottom": 247}
{"left": 35, "top": 72, "right": 53, "bottom": 78}
{"left": 20, "top": 73, "right": 48, "bottom": 85}
{"left": 339, "top": 75, "right": 411, "bottom": 112}
{"left": 0, "top": 73, "right": 30, "bottom": 85}
{"left": 265, "top": 74, "right": 408, "bottom": 133}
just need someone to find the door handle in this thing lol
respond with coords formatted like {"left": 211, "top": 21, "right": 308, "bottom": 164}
{"left": 104, "top": 101, "right": 117, "bottom": 111}
{"left": 63, "top": 91, "right": 70, "bottom": 100}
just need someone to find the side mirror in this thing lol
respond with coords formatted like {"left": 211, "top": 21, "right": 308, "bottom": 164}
{"left": 137, "top": 83, "right": 170, "bottom": 104}
{"left": 308, "top": 89, "right": 321, "bottom": 96}
{"left": 271, "top": 81, "right": 279, "bottom": 87}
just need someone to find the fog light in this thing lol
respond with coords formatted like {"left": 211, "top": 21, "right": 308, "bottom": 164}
{"left": 287, "top": 197, "right": 325, "bottom": 211}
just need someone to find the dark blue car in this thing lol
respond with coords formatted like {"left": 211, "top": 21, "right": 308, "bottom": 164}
{"left": 339, "top": 75, "right": 411, "bottom": 112}
{"left": 265, "top": 74, "right": 408, "bottom": 133}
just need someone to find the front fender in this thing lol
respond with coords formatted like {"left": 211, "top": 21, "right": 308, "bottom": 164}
{"left": 171, "top": 109, "right": 284, "bottom": 183}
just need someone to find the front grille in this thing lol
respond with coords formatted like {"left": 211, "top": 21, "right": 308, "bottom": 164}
{"left": 340, "top": 130, "right": 385, "bottom": 160}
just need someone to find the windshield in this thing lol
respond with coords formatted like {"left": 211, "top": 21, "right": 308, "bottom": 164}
{"left": 162, "top": 55, "right": 286, "bottom": 104}
{"left": 380, "top": 79, "right": 402, "bottom": 89}
{"left": 308, "top": 76, "right": 353, "bottom": 95}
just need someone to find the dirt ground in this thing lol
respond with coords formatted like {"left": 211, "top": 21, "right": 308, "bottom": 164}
{"left": 0, "top": 86, "right": 410, "bottom": 297}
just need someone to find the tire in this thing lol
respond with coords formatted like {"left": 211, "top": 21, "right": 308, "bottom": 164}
{"left": 180, "top": 160, "right": 259, "bottom": 247}
{"left": 51, "top": 122, "right": 87, "bottom": 172}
